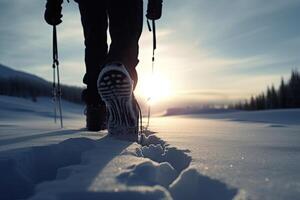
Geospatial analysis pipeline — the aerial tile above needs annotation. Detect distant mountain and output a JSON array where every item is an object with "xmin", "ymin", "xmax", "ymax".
[
  {"xmin": 164, "ymin": 107, "xmax": 236, "ymax": 116},
  {"xmin": 0, "ymin": 64, "xmax": 83, "ymax": 104},
  {"xmin": 0, "ymin": 64, "xmax": 46, "ymax": 83}
]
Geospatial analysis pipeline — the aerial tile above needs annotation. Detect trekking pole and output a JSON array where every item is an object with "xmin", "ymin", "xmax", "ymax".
[
  {"xmin": 52, "ymin": 59, "xmax": 57, "ymax": 124},
  {"xmin": 146, "ymin": 19, "xmax": 157, "ymax": 130},
  {"xmin": 52, "ymin": 25, "xmax": 63, "ymax": 128}
]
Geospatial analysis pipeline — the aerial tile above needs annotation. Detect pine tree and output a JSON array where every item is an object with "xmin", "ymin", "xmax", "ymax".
[
  {"xmin": 278, "ymin": 78, "xmax": 287, "ymax": 108},
  {"xmin": 234, "ymin": 69, "xmax": 300, "ymax": 110},
  {"xmin": 250, "ymin": 96, "xmax": 255, "ymax": 110},
  {"xmin": 266, "ymin": 87, "xmax": 272, "ymax": 109},
  {"xmin": 287, "ymin": 70, "xmax": 300, "ymax": 107},
  {"xmin": 270, "ymin": 85, "xmax": 279, "ymax": 109}
]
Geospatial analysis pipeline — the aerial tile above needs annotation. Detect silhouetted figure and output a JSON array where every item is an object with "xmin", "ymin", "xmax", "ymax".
[{"xmin": 44, "ymin": 0, "xmax": 162, "ymax": 137}]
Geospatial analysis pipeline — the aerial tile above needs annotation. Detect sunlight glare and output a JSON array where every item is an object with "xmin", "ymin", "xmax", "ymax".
[{"xmin": 140, "ymin": 73, "xmax": 171, "ymax": 105}]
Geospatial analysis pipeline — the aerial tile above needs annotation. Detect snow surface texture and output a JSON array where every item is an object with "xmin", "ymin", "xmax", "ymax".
[
  {"xmin": 0, "ymin": 131, "xmax": 244, "ymax": 200},
  {"xmin": 190, "ymin": 109, "xmax": 300, "ymax": 126},
  {"xmin": 150, "ymin": 114, "xmax": 300, "ymax": 200},
  {"xmin": 3, "ymin": 95, "xmax": 299, "ymax": 199},
  {"xmin": 0, "ymin": 96, "xmax": 81, "ymax": 119},
  {"xmin": 0, "ymin": 96, "xmax": 244, "ymax": 200}
]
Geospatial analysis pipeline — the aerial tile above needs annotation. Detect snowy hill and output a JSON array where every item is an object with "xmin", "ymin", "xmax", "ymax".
[
  {"xmin": 0, "ymin": 64, "xmax": 83, "ymax": 104},
  {"xmin": 0, "ymin": 64, "xmax": 46, "ymax": 83},
  {"xmin": 0, "ymin": 95, "xmax": 82, "ymax": 122}
]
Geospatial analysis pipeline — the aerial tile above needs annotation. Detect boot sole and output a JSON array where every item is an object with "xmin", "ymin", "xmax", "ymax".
[{"xmin": 97, "ymin": 64, "xmax": 138, "ymax": 136}]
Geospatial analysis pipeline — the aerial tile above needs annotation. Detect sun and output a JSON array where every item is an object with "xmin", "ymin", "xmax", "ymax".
[{"xmin": 137, "ymin": 73, "xmax": 172, "ymax": 104}]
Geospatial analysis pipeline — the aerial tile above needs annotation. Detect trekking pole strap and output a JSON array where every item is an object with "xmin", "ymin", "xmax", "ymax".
[
  {"xmin": 53, "ymin": 26, "xmax": 59, "ymax": 65},
  {"xmin": 152, "ymin": 20, "xmax": 156, "ymax": 52}
]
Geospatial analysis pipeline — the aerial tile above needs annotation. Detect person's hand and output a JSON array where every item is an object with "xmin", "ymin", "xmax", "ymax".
[
  {"xmin": 44, "ymin": 0, "xmax": 63, "ymax": 25},
  {"xmin": 146, "ymin": 0, "xmax": 163, "ymax": 20}
]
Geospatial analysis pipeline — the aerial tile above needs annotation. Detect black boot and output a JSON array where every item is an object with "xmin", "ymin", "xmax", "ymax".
[
  {"xmin": 85, "ymin": 104, "xmax": 107, "ymax": 131},
  {"xmin": 82, "ymin": 88, "xmax": 107, "ymax": 131}
]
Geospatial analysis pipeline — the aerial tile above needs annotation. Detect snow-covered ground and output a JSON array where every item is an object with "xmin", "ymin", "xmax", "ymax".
[
  {"xmin": 150, "ymin": 112, "xmax": 300, "ymax": 200},
  {"xmin": 0, "ymin": 95, "xmax": 299, "ymax": 200}
]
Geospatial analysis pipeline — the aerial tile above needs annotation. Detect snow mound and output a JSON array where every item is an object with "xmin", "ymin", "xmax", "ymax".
[
  {"xmin": 141, "ymin": 134, "xmax": 166, "ymax": 146},
  {"xmin": 169, "ymin": 168, "xmax": 238, "ymax": 200},
  {"xmin": 29, "ymin": 137, "xmax": 173, "ymax": 200},
  {"xmin": 118, "ymin": 161, "xmax": 177, "ymax": 188},
  {"xmin": 140, "ymin": 144, "xmax": 165, "ymax": 162},
  {"xmin": 0, "ymin": 138, "xmax": 96, "ymax": 200},
  {"xmin": 135, "ymin": 133, "xmax": 245, "ymax": 200},
  {"xmin": 163, "ymin": 147, "xmax": 192, "ymax": 172},
  {"xmin": 139, "ymin": 143, "xmax": 192, "ymax": 172}
]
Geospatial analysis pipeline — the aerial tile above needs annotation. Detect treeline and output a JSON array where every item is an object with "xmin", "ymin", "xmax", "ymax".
[
  {"xmin": 0, "ymin": 77, "xmax": 83, "ymax": 104},
  {"xmin": 232, "ymin": 70, "xmax": 300, "ymax": 110}
]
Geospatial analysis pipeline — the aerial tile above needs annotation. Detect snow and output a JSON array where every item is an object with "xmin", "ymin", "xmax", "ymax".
[
  {"xmin": 30, "ymin": 139, "xmax": 172, "ymax": 200},
  {"xmin": 150, "ymin": 112, "xmax": 300, "ymax": 200},
  {"xmin": 169, "ymin": 168, "xmax": 244, "ymax": 200},
  {"xmin": 118, "ymin": 161, "xmax": 177, "ymax": 188},
  {"xmin": 0, "ymin": 137, "xmax": 96, "ymax": 199},
  {"xmin": 188, "ymin": 108, "xmax": 300, "ymax": 125},
  {"xmin": 1, "ymin": 95, "xmax": 299, "ymax": 199}
]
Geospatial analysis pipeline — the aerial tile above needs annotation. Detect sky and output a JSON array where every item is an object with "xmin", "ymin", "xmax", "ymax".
[{"xmin": 1, "ymin": 0, "xmax": 300, "ymax": 110}]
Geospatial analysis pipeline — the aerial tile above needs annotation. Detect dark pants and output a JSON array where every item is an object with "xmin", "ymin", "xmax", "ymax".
[{"xmin": 77, "ymin": 0, "xmax": 143, "ymax": 105}]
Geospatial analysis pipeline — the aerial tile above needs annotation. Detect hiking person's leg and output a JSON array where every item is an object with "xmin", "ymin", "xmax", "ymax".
[
  {"xmin": 78, "ymin": 0, "xmax": 108, "ymax": 131},
  {"xmin": 106, "ymin": 0, "xmax": 143, "ymax": 88},
  {"xmin": 79, "ymin": 0, "xmax": 108, "ymax": 105},
  {"xmin": 97, "ymin": 0, "xmax": 143, "ymax": 139}
]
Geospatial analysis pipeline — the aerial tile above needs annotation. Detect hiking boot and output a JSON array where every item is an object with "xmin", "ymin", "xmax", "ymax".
[
  {"xmin": 97, "ymin": 62, "xmax": 139, "ymax": 141},
  {"xmin": 85, "ymin": 104, "xmax": 107, "ymax": 131}
]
